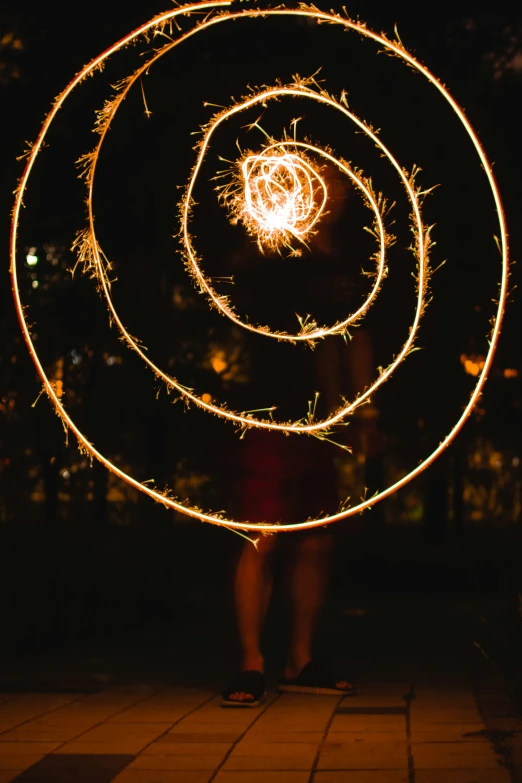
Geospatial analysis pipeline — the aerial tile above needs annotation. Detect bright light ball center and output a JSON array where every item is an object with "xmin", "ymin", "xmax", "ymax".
[{"xmin": 241, "ymin": 150, "xmax": 327, "ymax": 250}]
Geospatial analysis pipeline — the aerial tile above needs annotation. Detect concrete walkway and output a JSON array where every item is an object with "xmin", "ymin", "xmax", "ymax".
[{"xmin": 0, "ymin": 594, "xmax": 519, "ymax": 782}]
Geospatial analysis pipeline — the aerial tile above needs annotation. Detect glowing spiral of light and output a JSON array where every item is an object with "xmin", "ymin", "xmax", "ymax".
[
  {"xmin": 10, "ymin": 2, "xmax": 509, "ymax": 538},
  {"xmin": 230, "ymin": 149, "xmax": 328, "ymax": 253}
]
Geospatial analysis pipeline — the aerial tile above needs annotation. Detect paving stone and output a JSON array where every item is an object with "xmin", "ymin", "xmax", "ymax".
[
  {"xmin": 108, "ymin": 691, "xmax": 213, "ymax": 724},
  {"xmin": 0, "ymin": 755, "xmax": 44, "ymax": 771},
  {"xmin": 158, "ymin": 689, "xmax": 212, "ymax": 699},
  {"xmin": 232, "ymin": 741, "xmax": 318, "ymax": 758},
  {"xmin": 252, "ymin": 719, "xmax": 329, "ymax": 732},
  {"xmin": 0, "ymin": 695, "xmax": 83, "ymax": 733},
  {"xmin": 54, "ymin": 739, "xmax": 151, "ymax": 755},
  {"xmin": 182, "ymin": 708, "xmax": 258, "ymax": 724},
  {"xmin": 111, "ymin": 771, "xmax": 212, "ymax": 783},
  {"xmin": 27, "ymin": 711, "xmax": 107, "ymax": 726},
  {"xmin": 0, "ymin": 695, "xmax": 81, "ymax": 711},
  {"xmin": 323, "ymin": 732, "xmax": 406, "ymax": 743},
  {"xmin": 0, "ymin": 742, "xmax": 61, "ymax": 755},
  {"xmin": 411, "ymin": 706, "xmax": 482, "ymax": 715},
  {"xmin": 110, "ymin": 711, "xmax": 195, "ymax": 724},
  {"xmin": 259, "ymin": 710, "xmax": 336, "ymax": 720},
  {"xmin": 413, "ymin": 695, "xmax": 478, "ymax": 702},
  {"xmin": 156, "ymin": 732, "xmax": 238, "ymax": 743},
  {"xmin": 0, "ymin": 772, "xmax": 25, "ymax": 783},
  {"xmin": 338, "ymin": 700, "xmax": 406, "ymax": 711},
  {"xmin": 72, "ymin": 723, "xmax": 171, "ymax": 743},
  {"xmin": 0, "ymin": 753, "xmax": 45, "ymax": 770},
  {"xmin": 413, "ymin": 699, "xmax": 480, "ymax": 709},
  {"xmin": 241, "ymin": 731, "xmax": 324, "ymax": 743},
  {"xmin": 256, "ymin": 716, "xmax": 330, "ymax": 725},
  {"xmin": 353, "ymin": 683, "xmax": 411, "ymax": 695},
  {"xmin": 255, "ymin": 714, "xmax": 331, "ymax": 724},
  {"xmin": 329, "ymin": 715, "xmax": 405, "ymax": 732},
  {"xmin": 0, "ymin": 729, "xmax": 81, "ymax": 743},
  {"xmin": 410, "ymin": 710, "xmax": 483, "ymax": 724},
  {"xmin": 252, "ymin": 708, "xmax": 333, "ymax": 730},
  {"xmin": 314, "ymin": 773, "xmax": 409, "ymax": 783},
  {"xmin": 317, "ymin": 740, "xmax": 407, "ymax": 770},
  {"xmin": 414, "ymin": 687, "xmax": 477, "ymax": 699},
  {"xmin": 222, "ymin": 741, "xmax": 317, "ymax": 771},
  {"xmin": 9, "ymin": 752, "xmax": 135, "ymax": 781},
  {"xmin": 0, "ymin": 726, "xmax": 17, "ymax": 735},
  {"xmin": 129, "ymin": 753, "xmax": 228, "ymax": 771},
  {"xmin": 411, "ymin": 728, "xmax": 489, "ymax": 743},
  {"xmin": 412, "ymin": 742, "xmax": 500, "ymax": 769},
  {"xmin": 251, "ymin": 696, "xmax": 336, "ymax": 725},
  {"xmin": 214, "ymin": 773, "xmax": 310, "ymax": 783},
  {"xmin": 259, "ymin": 702, "xmax": 334, "ymax": 713},
  {"xmin": 340, "ymin": 700, "xmax": 407, "ymax": 709},
  {"xmin": 142, "ymin": 741, "xmax": 232, "ymax": 756},
  {"xmin": 264, "ymin": 693, "xmax": 339, "ymax": 710},
  {"xmin": 415, "ymin": 770, "xmax": 511, "ymax": 783},
  {"xmin": 7, "ymin": 690, "xmax": 159, "ymax": 737},
  {"xmin": 168, "ymin": 723, "xmax": 246, "ymax": 737},
  {"xmin": 182, "ymin": 710, "xmax": 256, "ymax": 725},
  {"xmin": 222, "ymin": 756, "xmax": 313, "ymax": 771},
  {"xmin": 5, "ymin": 719, "xmax": 104, "ymax": 741}
]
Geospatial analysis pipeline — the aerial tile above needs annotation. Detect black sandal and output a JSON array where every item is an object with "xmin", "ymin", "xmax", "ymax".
[
  {"xmin": 221, "ymin": 670, "xmax": 266, "ymax": 708},
  {"xmin": 278, "ymin": 660, "xmax": 356, "ymax": 696}
]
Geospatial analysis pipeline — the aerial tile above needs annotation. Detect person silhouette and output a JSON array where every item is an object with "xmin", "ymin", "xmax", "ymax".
[{"xmin": 221, "ymin": 164, "xmax": 381, "ymax": 706}]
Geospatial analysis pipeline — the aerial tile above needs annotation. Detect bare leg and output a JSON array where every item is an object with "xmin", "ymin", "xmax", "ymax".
[
  {"xmin": 228, "ymin": 535, "xmax": 278, "ymax": 702},
  {"xmin": 284, "ymin": 534, "xmax": 335, "ymax": 679}
]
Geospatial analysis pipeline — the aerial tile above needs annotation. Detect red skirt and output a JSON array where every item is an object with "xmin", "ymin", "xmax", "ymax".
[{"xmin": 239, "ymin": 430, "xmax": 337, "ymax": 526}]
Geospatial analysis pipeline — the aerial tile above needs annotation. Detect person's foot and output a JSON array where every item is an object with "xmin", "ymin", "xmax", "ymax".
[
  {"xmin": 278, "ymin": 660, "xmax": 356, "ymax": 696},
  {"xmin": 283, "ymin": 653, "xmax": 312, "ymax": 681},
  {"xmin": 221, "ymin": 670, "xmax": 266, "ymax": 708}
]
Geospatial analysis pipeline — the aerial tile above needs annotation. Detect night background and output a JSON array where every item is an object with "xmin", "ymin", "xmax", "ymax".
[{"xmin": 1, "ymin": 0, "xmax": 522, "ymax": 743}]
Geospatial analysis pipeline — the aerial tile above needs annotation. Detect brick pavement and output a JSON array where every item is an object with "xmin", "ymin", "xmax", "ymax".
[
  {"xmin": 1, "ymin": 592, "xmax": 521, "ymax": 782},
  {"xmin": 0, "ymin": 677, "xmax": 513, "ymax": 782}
]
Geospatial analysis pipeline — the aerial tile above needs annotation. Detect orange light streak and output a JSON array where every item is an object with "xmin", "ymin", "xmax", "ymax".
[{"xmin": 10, "ymin": 2, "xmax": 509, "ymax": 535}]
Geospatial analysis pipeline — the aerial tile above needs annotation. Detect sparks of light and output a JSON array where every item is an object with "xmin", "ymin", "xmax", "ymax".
[
  {"xmin": 232, "ymin": 149, "xmax": 327, "ymax": 253},
  {"xmin": 10, "ymin": 2, "xmax": 509, "ymax": 536}
]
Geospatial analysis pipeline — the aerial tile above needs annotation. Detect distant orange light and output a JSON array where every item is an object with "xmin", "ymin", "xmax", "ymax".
[
  {"xmin": 504, "ymin": 368, "xmax": 518, "ymax": 378},
  {"xmin": 461, "ymin": 353, "xmax": 486, "ymax": 377},
  {"xmin": 210, "ymin": 354, "xmax": 228, "ymax": 374}
]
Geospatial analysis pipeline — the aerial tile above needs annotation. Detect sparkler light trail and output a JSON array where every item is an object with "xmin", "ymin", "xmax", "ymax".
[
  {"xmin": 227, "ymin": 148, "xmax": 328, "ymax": 253},
  {"xmin": 10, "ymin": 2, "xmax": 509, "ymax": 538}
]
